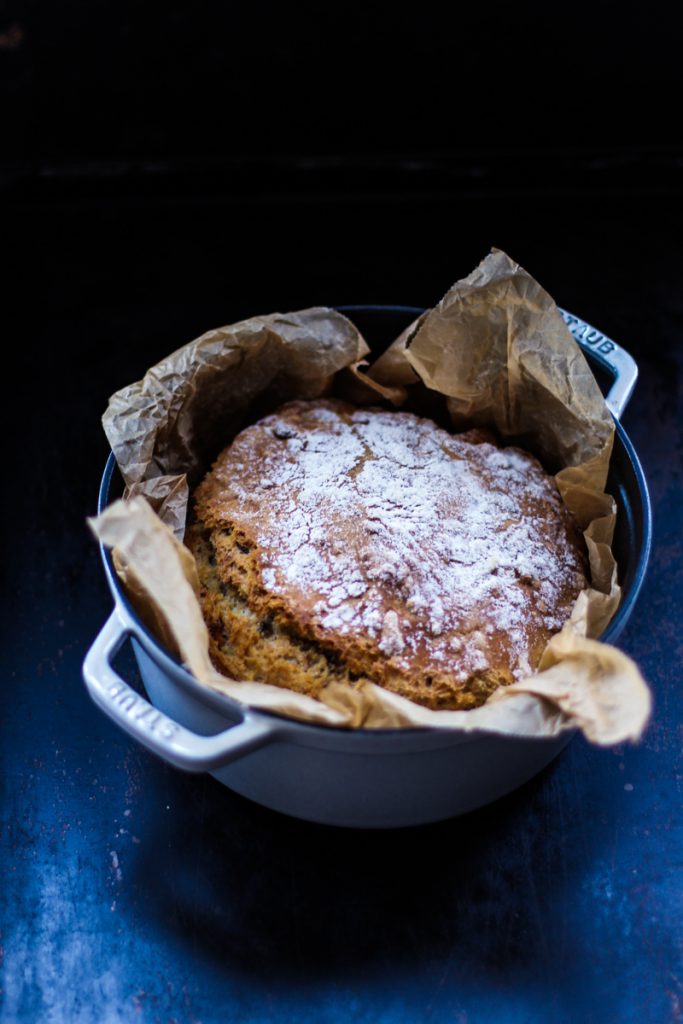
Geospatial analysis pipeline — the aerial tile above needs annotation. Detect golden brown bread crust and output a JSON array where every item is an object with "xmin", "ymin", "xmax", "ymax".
[{"xmin": 186, "ymin": 399, "xmax": 588, "ymax": 710}]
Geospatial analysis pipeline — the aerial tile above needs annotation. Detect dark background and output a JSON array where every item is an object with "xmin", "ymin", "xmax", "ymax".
[{"xmin": 2, "ymin": 3, "xmax": 682, "ymax": 1023}]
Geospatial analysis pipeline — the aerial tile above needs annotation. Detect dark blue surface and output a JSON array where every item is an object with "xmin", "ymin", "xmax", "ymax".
[{"xmin": 2, "ymin": 170, "xmax": 683, "ymax": 1023}]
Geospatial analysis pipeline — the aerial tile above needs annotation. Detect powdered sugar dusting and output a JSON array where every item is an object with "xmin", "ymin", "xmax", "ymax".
[
  {"xmin": 379, "ymin": 610, "xmax": 404, "ymax": 656},
  {"xmin": 204, "ymin": 401, "xmax": 587, "ymax": 684}
]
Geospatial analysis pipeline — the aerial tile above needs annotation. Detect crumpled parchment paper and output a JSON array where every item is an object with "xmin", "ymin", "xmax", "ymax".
[{"xmin": 90, "ymin": 251, "xmax": 651, "ymax": 744}]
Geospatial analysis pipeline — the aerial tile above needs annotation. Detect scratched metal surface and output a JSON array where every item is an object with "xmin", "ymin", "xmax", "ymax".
[{"xmin": 2, "ymin": 170, "xmax": 682, "ymax": 1023}]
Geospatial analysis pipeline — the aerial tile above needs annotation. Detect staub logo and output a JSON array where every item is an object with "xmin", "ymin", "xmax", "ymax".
[
  {"xmin": 107, "ymin": 681, "xmax": 178, "ymax": 740},
  {"xmin": 562, "ymin": 311, "xmax": 616, "ymax": 357}
]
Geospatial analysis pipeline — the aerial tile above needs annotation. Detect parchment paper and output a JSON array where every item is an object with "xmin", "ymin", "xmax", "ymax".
[{"xmin": 90, "ymin": 253, "xmax": 651, "ymax": 744}]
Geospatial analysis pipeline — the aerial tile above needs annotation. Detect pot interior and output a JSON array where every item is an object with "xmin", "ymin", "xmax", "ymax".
[{"xmin": 100, "ymin": 304, "xmax": 651, "ymax": 660}]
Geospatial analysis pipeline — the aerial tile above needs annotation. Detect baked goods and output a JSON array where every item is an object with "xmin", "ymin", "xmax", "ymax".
[{"xmin": 186, "ymin": 399, "xmax": 588, "ymax": 711}]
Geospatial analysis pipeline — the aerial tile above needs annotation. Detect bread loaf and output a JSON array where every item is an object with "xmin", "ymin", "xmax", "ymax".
[{"xmin": 186, "ymin": 399, "xmax": 588, "ymax": 710}]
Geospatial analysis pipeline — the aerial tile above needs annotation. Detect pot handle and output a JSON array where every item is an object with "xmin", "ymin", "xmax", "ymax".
[
  {"xmin": 560, "ymin": 308, "xmax": 637, "ymax": 420},
  {"xmin": 83, "ymin": 610, "xmax": 276, "ymax": 772}
]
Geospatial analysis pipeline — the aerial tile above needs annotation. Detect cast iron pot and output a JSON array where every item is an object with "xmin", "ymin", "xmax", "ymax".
[{"xmin": 83, "ymin": 307, "xmax": 652, "ymax": 828}]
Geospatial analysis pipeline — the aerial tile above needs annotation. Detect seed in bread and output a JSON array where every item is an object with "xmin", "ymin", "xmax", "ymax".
[{"xmin": 186, "ymin": 399, "xmax": 588, "ymax": 711}]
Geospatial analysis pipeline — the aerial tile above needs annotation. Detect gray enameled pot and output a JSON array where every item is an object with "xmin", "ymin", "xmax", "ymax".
[{"xmin": 83, "ymin": 307, "xmax": 651, "ymax": 828}]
